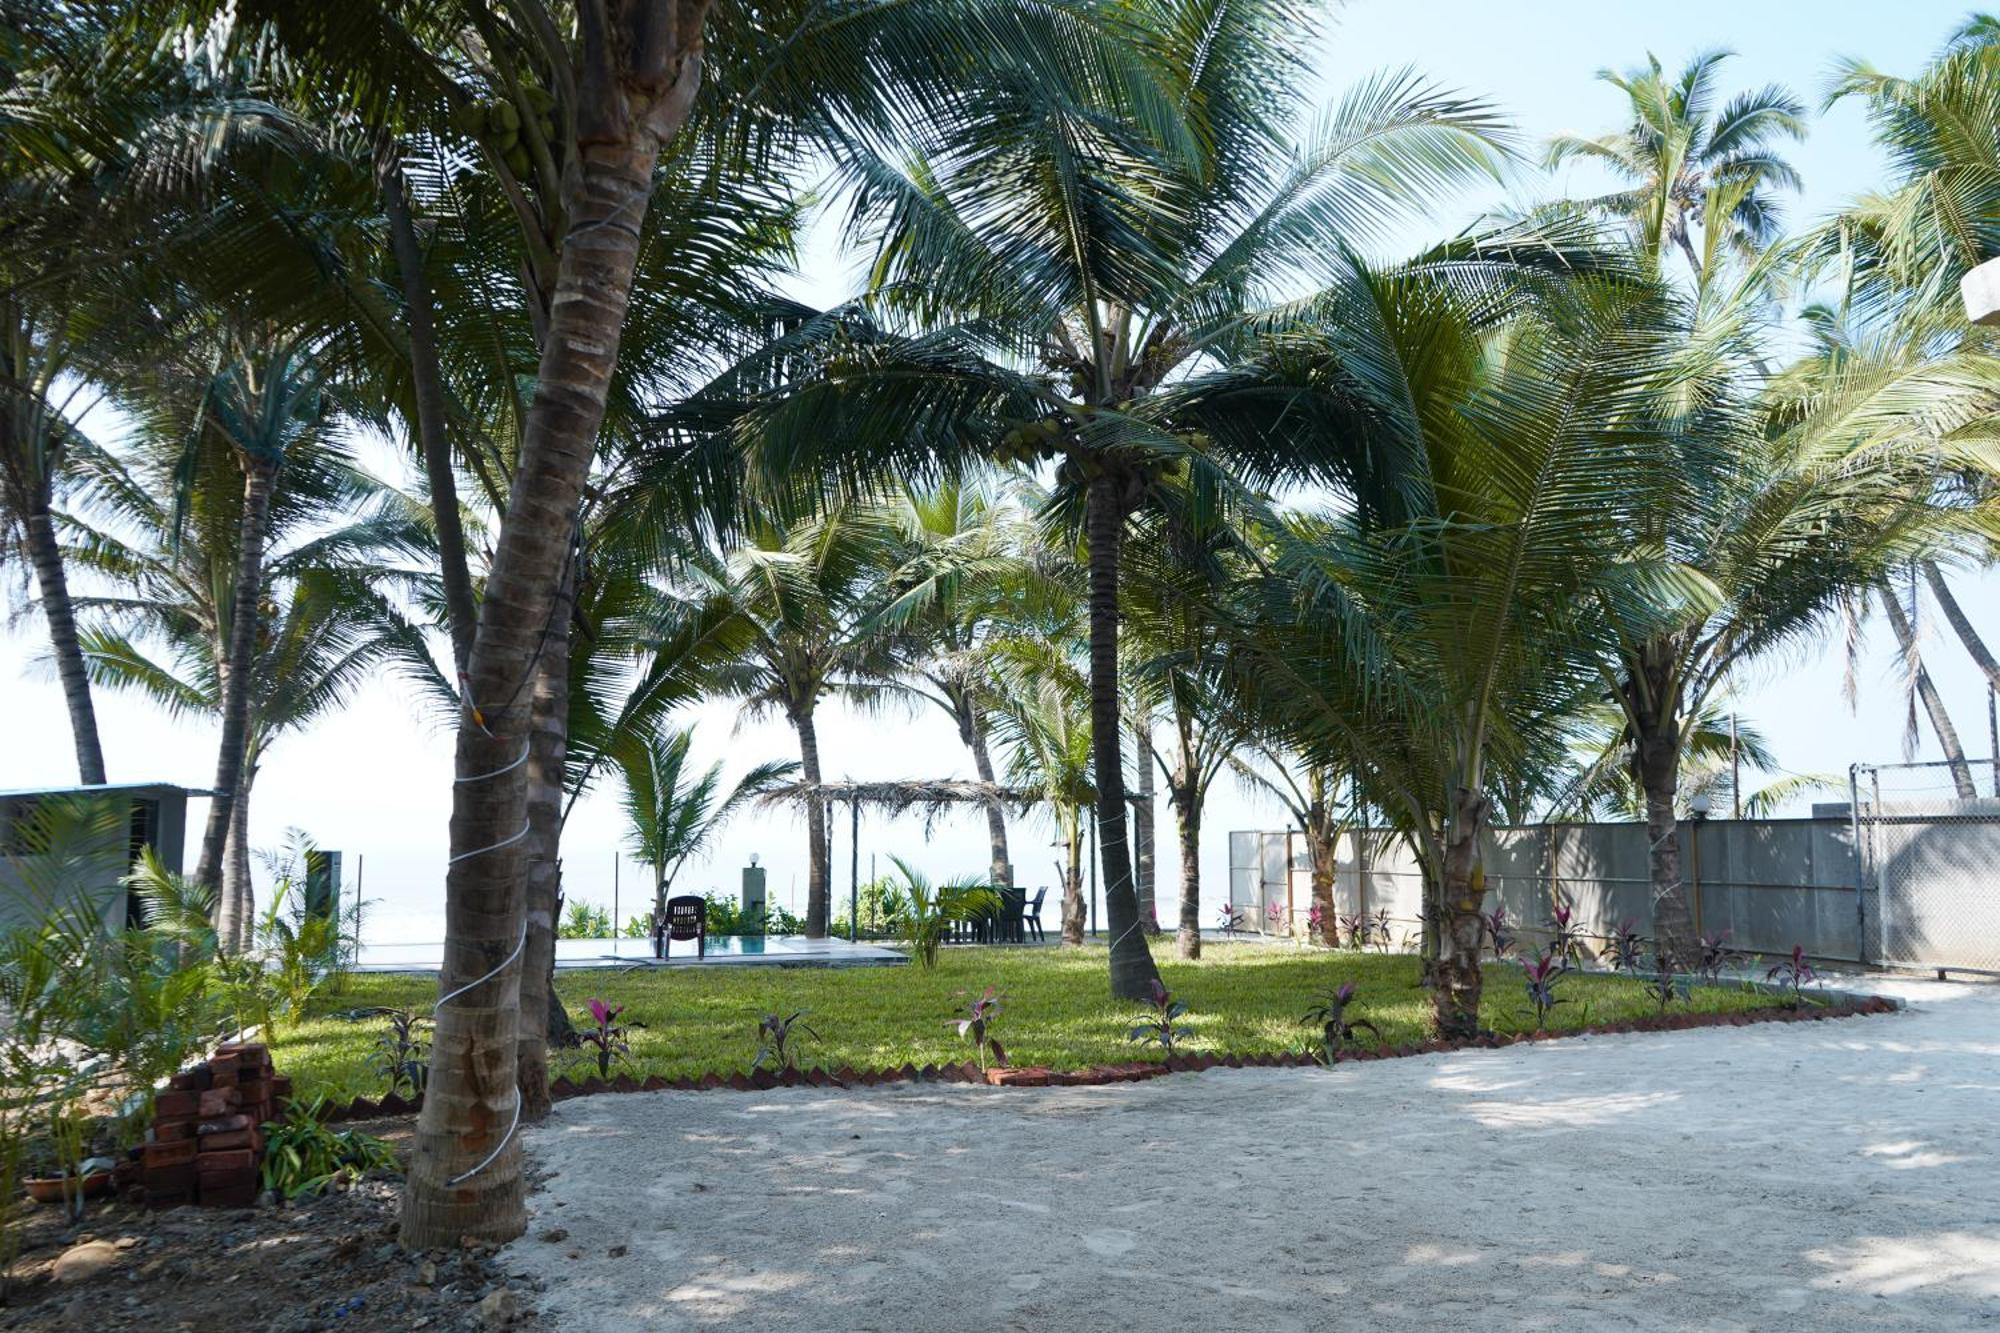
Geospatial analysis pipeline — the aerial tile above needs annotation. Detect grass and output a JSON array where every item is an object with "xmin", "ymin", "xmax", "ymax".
[{"xmin": 274, "ymin": 941, "xmax": 1785, "ymax": 1103}]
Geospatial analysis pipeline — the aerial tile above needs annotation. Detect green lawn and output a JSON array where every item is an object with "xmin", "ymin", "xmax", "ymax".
[{"xmin": 278, "ymin": 941, "xmax": 1779, "ymax": 1102}]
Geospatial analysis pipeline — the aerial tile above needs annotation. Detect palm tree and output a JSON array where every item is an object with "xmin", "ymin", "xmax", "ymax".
[
  {"xmin": 708, "ymin": 38, "xmax": 1510, "ymax": 994},
  {"xmin": 61, "ymin": 428, "xmax": 421, "ymax": 950},
  {"xmin": 616, "ymin": 726, "xmax": 794, "ymax": 941},
  {"xmin": 1125, "ymin": 500, "xmax": 1260, "ymax": 958},
  {"xmin": 872, "ymin": 478, "xmax": 1049, "ymax": 887},
  {"xmin": 698, "ymin": 505, "xmax": 899, "ymax": 938},
  {"xmin": 990, "ymin": 663, "xmax": 1096, "ymax": 945},
  {"xmin": 1184, "ymin": 264, "xmax": 1693, "ymax": 1038},
  {"xmin": 1820, "ymin": 19, "xmax": 2000, "ymax": 328},
  {"xmin": 1548, "ymin": 49, "xmax": 1805, "ymax": 280}
]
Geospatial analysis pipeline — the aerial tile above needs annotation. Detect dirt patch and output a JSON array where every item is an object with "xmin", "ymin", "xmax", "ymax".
[{"xmin": 0, "ymin": 1116, "xmax": 546, "ymax": 1332}]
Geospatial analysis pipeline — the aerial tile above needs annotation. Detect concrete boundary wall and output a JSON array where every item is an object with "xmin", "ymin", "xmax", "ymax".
[{"xmin": 1233, "ymin": 818, "xmax": 1870, "ymax": 962}]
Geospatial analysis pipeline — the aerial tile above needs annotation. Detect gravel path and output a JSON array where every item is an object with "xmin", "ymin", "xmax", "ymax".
[{"xmin": 504, "ymin": 977, "xmax": 2000, "ymax": 1331}]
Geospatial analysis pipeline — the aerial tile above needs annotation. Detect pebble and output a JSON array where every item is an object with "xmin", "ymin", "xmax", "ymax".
[{"xmin": 477, "ymin": 1287, "xmax": 518, "ymax": 1328}]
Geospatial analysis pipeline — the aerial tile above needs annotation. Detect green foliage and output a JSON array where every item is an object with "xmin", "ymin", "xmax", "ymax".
[
  {"xmin": 885, "ymin": 856, "xmax": 999, "ymax": 968},
  {"xmin": 260, "ymin": 1097, "xmax": 399, "ymax": 1200},
  {"xmin": 558, "ymin": 900, "xmax": 613, "ymax": 939},
  {"xmin": 829, "ymin": 876, "xmax": 908, "ymax": 938}
]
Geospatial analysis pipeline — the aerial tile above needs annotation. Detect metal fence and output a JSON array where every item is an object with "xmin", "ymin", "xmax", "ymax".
[{"xmin": 1851, "ymin": 759, "xmax": 2000, "ymax": 976}]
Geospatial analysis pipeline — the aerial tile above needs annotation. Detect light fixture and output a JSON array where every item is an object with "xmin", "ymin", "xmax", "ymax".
[{"xmin": 1688, "ymin": 792, "xmax": 1712, "ymax": 821}]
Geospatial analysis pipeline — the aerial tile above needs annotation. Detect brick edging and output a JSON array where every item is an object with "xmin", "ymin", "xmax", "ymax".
[{"xmin": 313, "ymin": 996, "xmax": 1898, "ymax": 1119}]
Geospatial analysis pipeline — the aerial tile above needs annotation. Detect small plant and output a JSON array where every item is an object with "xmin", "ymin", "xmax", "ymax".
[
  {"xmin": 1694, "ymin": 930, "xmax": 1733, "ymax": 986},
  {"xmin": 1126, "ymin": 980, "xmax": 1193, "ymax": 1056},
  {"xmin": 1523, "ymin": 947, "xmax": 1567, "ymax": 1029},
  {"xmin": 753, "ymin": 1008, "xmax": 820, "ymax": 1072},
  {"xmin": 558, "ymin": 899, "xmax": 613, "ymax": 939},
  {"xmin": 1765, "ymin": 945, "xmax": 1819, "ymax": 1008},
  {"xmin": 1265, "ymin": 900, "xmax": 1288, "ymax": 936},
  {"xmin": 1217, "ymin": 902, "xmax": 1242, "ymax": 934},
  {"xmin": 44, "ymin": 1100, "xmax": 93, "ymax": 1224},
  {"xmin": 1482, "ymin": 905, "xmax": 1515, "ymax": 959},
  {"xmin": 260, "ymin": 1096, "xmax": 399, "ymax": 1200},
  {"xmin": 887, "ymin": 856, "xmax": 999, "ymax": 967},
  {"xmin": 1646, "ymin": 947, "xmax": 1689, "ymax": 1011},
  {"xmin": 1306, "ymin": 902, "xmax": 1325, "ymax": 940},
  {"xmin": 1300, "ymin": 982, "xmax": 1380, "ymax": 1065},
  {"xmin": 1547, "ymin": 900, "xmax": 1584, "ymax": 969},
  {"xmin": 1605, "ymin": 919, "xmax": 1645, "ymax": 972},
  {"xmin": 1338, "ymin": 911, "xmax": 1368, "ymax": 951},
  {"xmin": 573, "ymin": 998, "xmax": 640, "ymax": 1080},
  {"xmin": 360, "ymin": 1007, "xmax": 430, "ymax": 1098},
  {"xmin": 1369, "ymin": 907, "xmax": 1394, "ymax": 952},
  {"xmin": 949, "ymin": 987, "xmax": 1008, "ymax": 1071}
]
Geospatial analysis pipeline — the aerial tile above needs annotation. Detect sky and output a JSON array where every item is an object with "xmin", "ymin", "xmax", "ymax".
[{"xmin": 2, "ymin": 0, "xmax": 1994, "ymax": 946}]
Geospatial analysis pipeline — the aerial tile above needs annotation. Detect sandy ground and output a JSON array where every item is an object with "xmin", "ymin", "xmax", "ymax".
[{"xmin": 504, "ymin": 977, "xmax": 2000, "ymax": 1331}]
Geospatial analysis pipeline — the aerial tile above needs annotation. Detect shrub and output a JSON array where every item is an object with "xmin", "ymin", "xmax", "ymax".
[
  {"xmin": 1338, "ymin": 911, "xmax": 1368, "ymax": 951},
  {"xmin": 1523, "ymin": 947, "xmax": 1567, "ymax": 1028},
  {"xmin": 357, "ymin": 1007, "xmax": 430, "ymax": 1097},
  {"xmin": 1127, "ymin": 980, "xmax": 1193, "ymax": 1056},
  {"xmin": 887, "ymin": 856, "xmax": 998, "ymax": 968},
  {"xmin": 1300, "ymin": 982, "xmax": 1379, "ymax": 1065},
  {"xmin": 753, "ymin": 1009, "xmax": 819, "ymax": 1072},
  {"xmin": 949, "ymin": 987, "xmax": 1007, "ymax": 1070},
  {"xmin": 1547, "ymin": 900, "xmax": 1584, "ymax": 968},
  {"xmin": 558, "ymin": 899, "xmax": 613, "ymax": 939},
  {"xmin": 1217, "ymin": 902, "xmax": 1243, "ymax": 934},
  {"xmin": 1482, "ymin": 905, "xmax": 1515, "ymax": 959},
  {"xmin": 1765, "ymin": 945, "xmax": 1818, "ymax": 1007},
  {"xmin": 572, "ymin": 998, "xmax": 639, "ymax": 1079},
  {"xmin": 1604, "ymin": 919, "xmax": 1644, "ymax": 972},
  {"xmin": 1369, "ymin": 908, "xmax": 1394, "ymax": 952},
  {"xmin": 1646, "ymin": 947, "xmax": 1689, "ymax": 1012},
  {"xmin": 261, "ymin": 1097, "xmax": 398, "ymax": 1200},
  {"xmin": 1694, "ymin": 930, "xmax": 1733, "ymax": 985}
]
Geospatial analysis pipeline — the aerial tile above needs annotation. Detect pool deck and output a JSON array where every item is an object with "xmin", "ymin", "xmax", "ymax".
[{"xmin": 352, "ymin": 934, "xmax": 907, "ymax": 974}]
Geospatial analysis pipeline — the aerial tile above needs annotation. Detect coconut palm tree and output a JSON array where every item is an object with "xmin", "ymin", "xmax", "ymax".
[
  {"xmin": 697, "ymin": 505, "xmax": 900, "ymax": 938},
  {"xmin": 1124, "ymin": 499, "xmax": 1260, "ymax": 958},
  {"xmin": 989, "ymin": 659, "xmax": 1096, "ymax": 945},
  {"xmin": 60, "ymin": 426, "xmax": 423, "ymax": 949},
  {"xmin": 1547, "ymin": 49, "xmax": 1805, "ymax": 280},
  {"xmin": 1183, "ymin": 263, "xmax": 1695, "ymax": 1038},
  {"xmin": 696, "ymin": 30, "xmax": 1511, "ymax": 994},
  {"xmin": 870, "ymin": 478, "xmax": 1052, "ymax": 887},
  {"xmin": 615, "ymin": 726, "xmax": 794, "ymax": 941}
]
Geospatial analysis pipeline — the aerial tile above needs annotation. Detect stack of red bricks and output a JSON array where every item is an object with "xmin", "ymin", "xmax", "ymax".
[{"xmin": 139, "ymin": 1043, "xmax": 294, "ymax": 1208}]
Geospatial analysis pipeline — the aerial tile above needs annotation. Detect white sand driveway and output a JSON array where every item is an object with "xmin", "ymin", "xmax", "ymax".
[{"xmin": 506, "ymin": 978, "xmax": 2000, "ymax": 1331}]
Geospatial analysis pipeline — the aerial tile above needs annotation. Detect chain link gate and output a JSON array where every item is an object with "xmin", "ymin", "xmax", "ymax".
[{"xmin": 1851, "ymin": 758, "xmax": 2000, "ymax": 976}]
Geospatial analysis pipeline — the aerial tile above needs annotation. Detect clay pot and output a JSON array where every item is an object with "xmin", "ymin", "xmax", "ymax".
[{"xmin": 24, "ymin": 1172, "xmax": 113, "ymax": 1205}]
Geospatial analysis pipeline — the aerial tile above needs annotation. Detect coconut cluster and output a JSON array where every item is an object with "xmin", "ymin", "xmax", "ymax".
[{"xmin": 449, "ymin": 86, "xmax": 557, "ymax": 179}]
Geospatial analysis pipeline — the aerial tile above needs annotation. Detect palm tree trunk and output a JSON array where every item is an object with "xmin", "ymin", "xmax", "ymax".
[
  {"xmin": 383, "ymin": 174, "xmax": 479, "ymax": 675},
  {"xmin": 1308, "ymin": 798, "xmax": 1337, "ymax": 947},
  {"xmin": 196, "ymin": 454, "xmax": 277, "ymax": 938},
  {"xmin": 1922, "ymin": 561, "xmax": 2000, "ymax": 693},
  {"xmin": 793, "ymin": 705, "xmax": 829, "ymax": 938},
  {"xmin": 22, "ymin": 503, "xmax": 107, "ymax": 785},
  {"xmin": 1084, "ymin": 474, "xmax": 1163, "ymax": 999},
  {"xmin": 1061, "ymin": 832, "xmax": 1084, "ymax": 945},
  {"xmin": 405, "ymin": 28, "xmax": 709, "ymax": 1242},
  {"xmin": 1132, "ymin": 717, "xmax": 1157, "ymax": 932},
  {"xmin": 1174, "ymin": 783, "xmax": 1201, "ymax": 960},
  {"xmin": 956, "ymin": 692, "xmax": 1011, "ymax": 885},
  {"xmin": 1628, "ymin": 645, "xmax": 1694, "ymax": 958},
  {"xmin": 1428, "ymin": 786, "xmax": 1490, "ymax": 1039},
  {"xmin": 223, "ymin": 771, "xmax": 254, "ymax": 953},
  {"xmin": 517, "ymin": 551, "xmax": 573, "ymax": 1121},
  {"xmin": 1879, "ymin": 584, "xmax": 1977, "ymax": 798}
]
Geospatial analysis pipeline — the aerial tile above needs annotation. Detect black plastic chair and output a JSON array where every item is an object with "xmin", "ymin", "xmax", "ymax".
[
  {"xmin": 659, "ymin": 894, "xmax": 706, "ymax": 960},
  {"xmin": 1023, "ymin": 887, "xmax": 1048, "ymax": 942}
]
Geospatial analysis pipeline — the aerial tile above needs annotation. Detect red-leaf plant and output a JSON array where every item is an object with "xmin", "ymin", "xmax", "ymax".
[
  {"xmin": 1301, "ymin": 981, "xmax": 1379, "ymax": 1065},
  {"xmin": 949, "ymin": 986, "xmax": 1008, "ymax": 1071},
  {"xmin": 574, "ymin": 998, "xmax": 640, "ymax": 1080}
]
